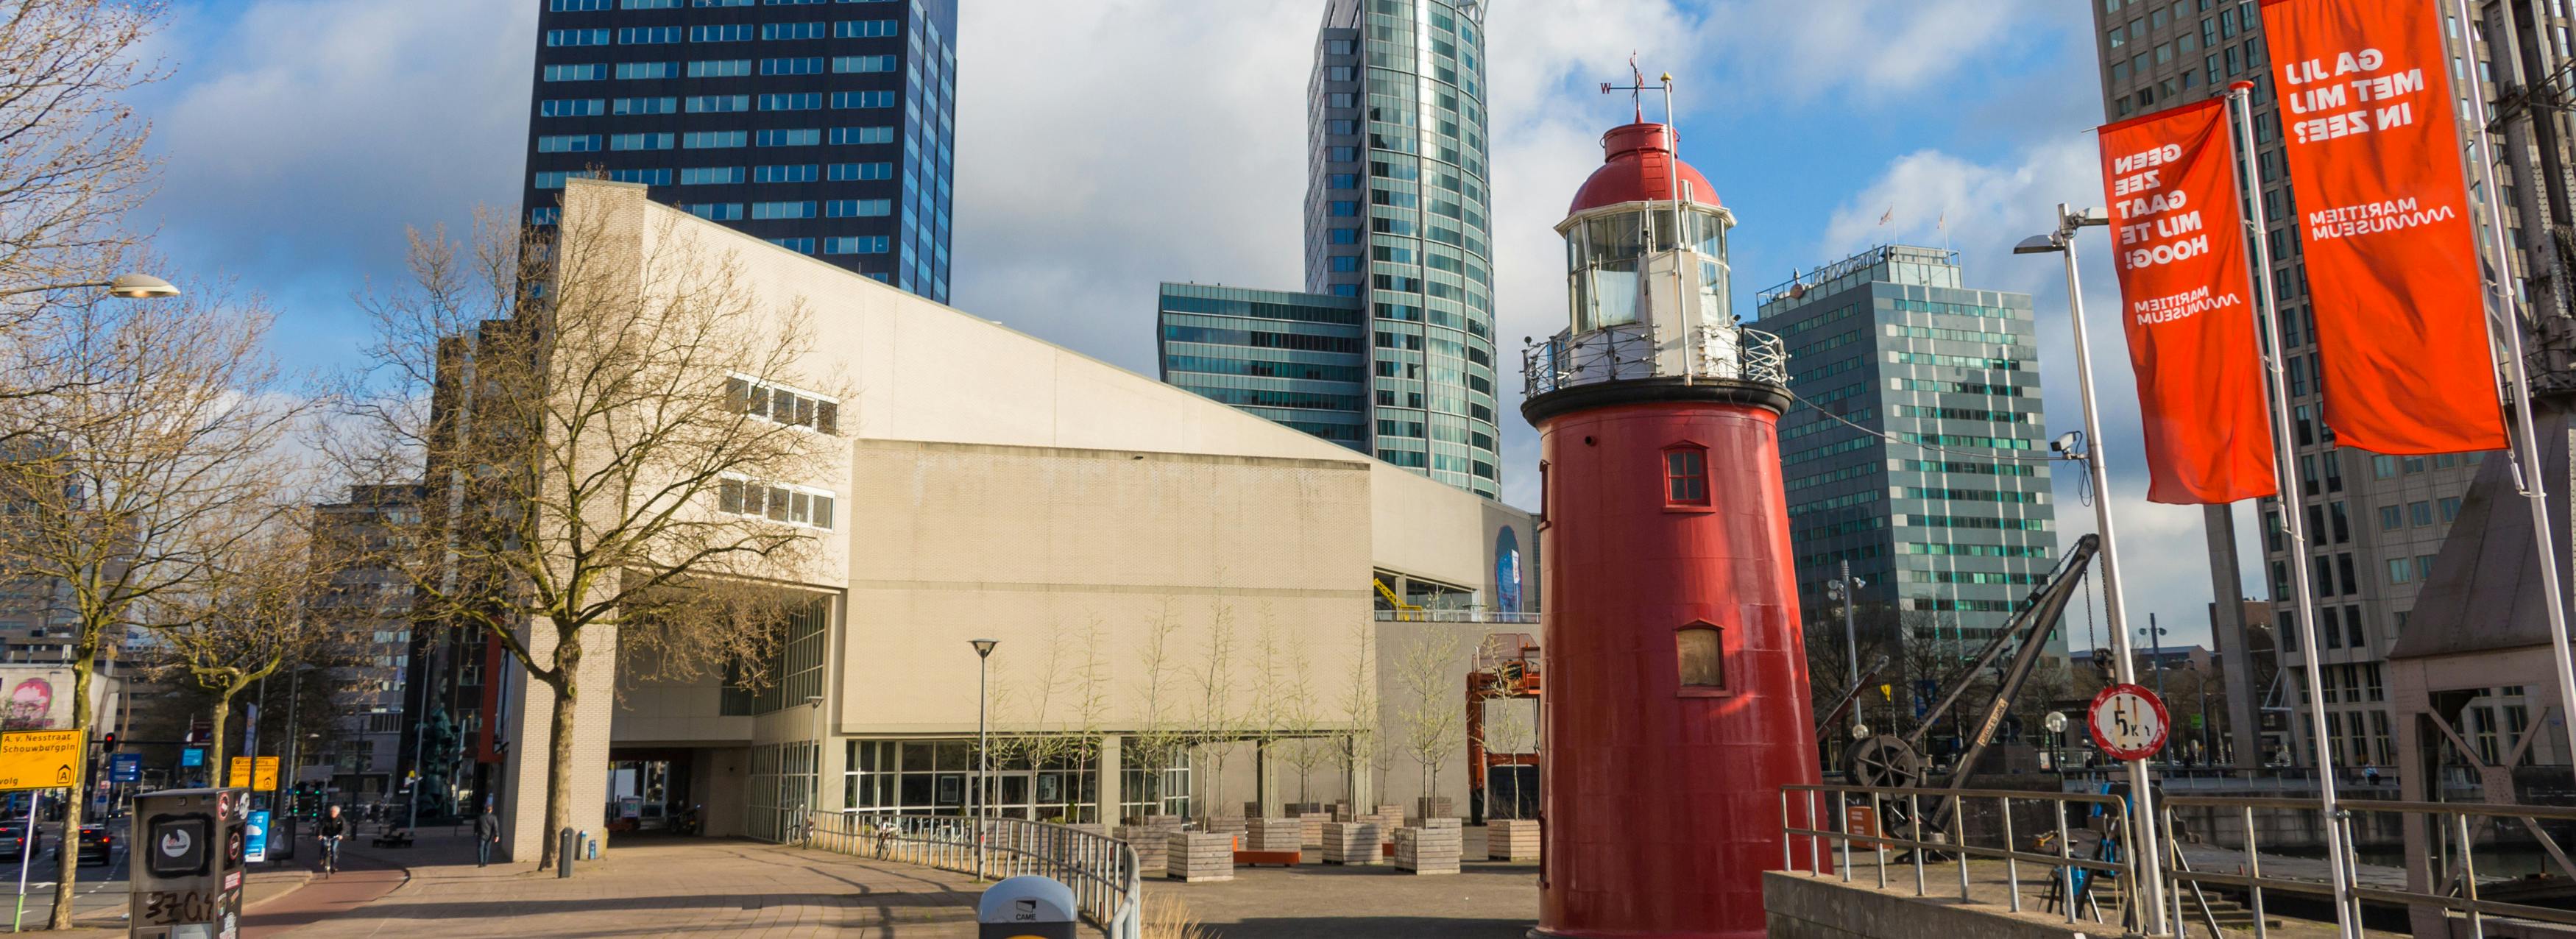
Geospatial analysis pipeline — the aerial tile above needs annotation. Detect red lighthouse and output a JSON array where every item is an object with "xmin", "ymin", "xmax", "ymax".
[{"xmin": 1525, "ymin": 119, "xmax": 1824, "ymax": 938}]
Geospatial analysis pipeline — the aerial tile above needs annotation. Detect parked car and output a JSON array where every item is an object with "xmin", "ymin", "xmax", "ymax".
[
  {"xmin": 0, "ymin": 826, "xmax": 39, "ymax": 860},
  {"xmin": 65, "ymin": 824, "xmax": 111, "ymax": 866}
]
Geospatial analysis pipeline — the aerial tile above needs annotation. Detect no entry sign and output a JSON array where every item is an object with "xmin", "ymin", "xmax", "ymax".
[{"xmin": 2087, "ymin": 683, "xmax": 2170, "ymax": 761}]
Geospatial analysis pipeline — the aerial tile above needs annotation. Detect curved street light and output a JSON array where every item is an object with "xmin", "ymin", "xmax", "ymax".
[{"xmin": 0, "ymin": 272, "xmax": 182, "ymax": 300}]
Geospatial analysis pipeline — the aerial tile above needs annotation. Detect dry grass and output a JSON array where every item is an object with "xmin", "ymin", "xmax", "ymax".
[{"xmin": 1142, "ymin": 896, "xmax": 1214, "ymax": 939}]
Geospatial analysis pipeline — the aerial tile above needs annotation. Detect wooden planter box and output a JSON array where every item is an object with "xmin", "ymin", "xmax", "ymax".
[
  {"xmin": 1487, "ymin": 818, "xmax": 1540, "ymax": 862},
  {"xmin": 1394, "ymin": 825, "xmax": 1462, "ymax": 875},
  {"xmin": 1246, "ymin": 818, "xmax": 1303, "ymax": 853},
  {"xmin": 1167, "ymin": 832, "xmax": 1236, "ymax": 883},
  {"xmin": 1298, "ymin": 812, "xmax": 1331, "ymax": 847},
  {"xmin": 1415, "ymin": 796, "xmax": 1455, "ymax": 822},
  {"xmin": 1320, "ymin": 821, "xmax": 1382, "ymax": 865}
]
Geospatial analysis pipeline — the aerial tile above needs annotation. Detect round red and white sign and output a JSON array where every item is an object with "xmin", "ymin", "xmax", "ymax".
[{"xmin": 2087, "ymin": 683, "xmax": 2170, "ymax": 761}]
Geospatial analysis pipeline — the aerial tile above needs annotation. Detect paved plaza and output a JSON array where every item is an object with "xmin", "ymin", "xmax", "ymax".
[{"xmin": 188, "ymin": 826, "xmax": 1544, "ymax": 938}]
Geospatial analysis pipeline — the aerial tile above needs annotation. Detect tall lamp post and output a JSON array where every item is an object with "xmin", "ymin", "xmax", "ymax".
[
  {"xmin": 969, "ymin": 638, "xmax": 997, "ymax": 880},
  {"xmin": 2139, "ymin": 613, "xmax": 2171, "ymax": 762},
  {"xmin": 1825, "ymin": 564, "xmax": 1866, "ymax": 734},
  {"xmin": 2014, "ymin": 204, "xmax": 2167, "ymax": 934}
]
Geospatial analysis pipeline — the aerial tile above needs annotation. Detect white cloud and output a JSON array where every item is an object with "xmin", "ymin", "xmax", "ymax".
[{"xmin": 1700, "ymin": 0, "xmax": 2039, "ymax": 103}]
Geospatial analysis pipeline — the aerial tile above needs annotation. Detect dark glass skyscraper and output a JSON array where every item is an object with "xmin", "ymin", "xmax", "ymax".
[
  {"xmin": 1158, "ymin": 0, "xmax": 1498, "ymax": 500},
  {"xmin": 525, "ymin": 0, "xmax": 956, "ymax": 302}
]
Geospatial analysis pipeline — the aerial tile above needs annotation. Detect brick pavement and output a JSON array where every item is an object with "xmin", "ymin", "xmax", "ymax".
[
  {"xmin": 272, "ymin": 830, "xmax": 985, "ymax": 938},
  {"xmin": 1143, "ymin": 852, "xmax": 1540, "ymax": 938}
]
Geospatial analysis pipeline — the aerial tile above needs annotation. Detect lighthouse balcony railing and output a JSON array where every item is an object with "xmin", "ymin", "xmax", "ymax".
[
  {"xmin": 1521, "ymin": 325, "xmax": 1787, "ymax": 397},
  {"xmin": 1373, "ymin": 608, "xmax": 1542, "ymax": 624},
  {"xmin": 1778, "ymin": 782, "xmax": 2140, "ymax": 928}
]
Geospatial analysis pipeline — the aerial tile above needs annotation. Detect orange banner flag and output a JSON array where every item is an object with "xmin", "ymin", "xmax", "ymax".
[
  {"xmin": 2098, "ymin": 98, "xmax": 2279, "ymax": 504},
  {"xmin": 2259, "ymin": 0, "xmax": 2507, "ymax": 454}
]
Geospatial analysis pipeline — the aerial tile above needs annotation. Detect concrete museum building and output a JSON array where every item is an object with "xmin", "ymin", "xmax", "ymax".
[{"xmin": 485, "ymin": 180, "xmax": 1536, "ymax": 856}]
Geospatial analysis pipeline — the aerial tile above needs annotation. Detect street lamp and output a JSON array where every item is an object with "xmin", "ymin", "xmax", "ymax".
[
  {"xmin": 2014, "ymin": 202, "xmax": 2168, "ymax": 934},
  {"xmin": 0, "ymin": 273, "xmax": 181, "ymax": 300},
  {"xmin": 969, "ymin": 638, "xmax": 997, "ymax": 880},
  {"xmin": 1825, "ymin": 564, "xmax": 1866, "ymax": 734},
  {"xmin": 2138, "ymin": 612, "xmax": 2171, "ymax": 723}
]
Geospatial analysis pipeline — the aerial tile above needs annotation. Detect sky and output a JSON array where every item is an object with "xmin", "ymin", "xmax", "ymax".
[{"xmin": 123, "ymin": 0, "xmax": 2260, "ymax": 651}]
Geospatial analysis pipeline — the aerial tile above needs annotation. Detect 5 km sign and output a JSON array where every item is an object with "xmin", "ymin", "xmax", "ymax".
[{"xmin": 2087, "ymin": 683, "xmax": 2171, "ymax": 762}]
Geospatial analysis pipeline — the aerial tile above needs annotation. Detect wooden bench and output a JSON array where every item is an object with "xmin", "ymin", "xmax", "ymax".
[{"xmin": 1233, "ymin": 849, "xmax": 1300, "ymax": 868}]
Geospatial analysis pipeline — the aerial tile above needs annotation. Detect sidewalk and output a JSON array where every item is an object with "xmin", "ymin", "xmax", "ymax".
[{"xmin": 273, "ymin": 829, "xmax": 985, "ymax": 938}]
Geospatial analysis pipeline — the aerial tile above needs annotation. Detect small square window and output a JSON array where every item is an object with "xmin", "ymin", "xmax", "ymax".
[
  {"xmin": 1665, "ymin": 447, "xmax": 1708, "ymax": 506},
  {"xmin": 1677, "ymin": 625, "xmax": 1724, "ymax": 689}
]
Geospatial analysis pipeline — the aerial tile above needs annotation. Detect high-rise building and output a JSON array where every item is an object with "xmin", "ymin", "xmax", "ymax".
[
  {"xmin": 1156, "ymin": 0, "xmax": 1500, "ymax": 500},
  {"xmin": 525, "ymin": 0, "xmax": 957, "ymax": 302},
  {"xmin": 2087, "ymin": 0, "xmax": 2544, "ymax": 770},
  {"xmin": 310, "ymin": 483, "xmax": 423, "ymax": 801},
  {"xmin": 1754, "ymin": 246, "xmax": 2061, "ymax": 654}
]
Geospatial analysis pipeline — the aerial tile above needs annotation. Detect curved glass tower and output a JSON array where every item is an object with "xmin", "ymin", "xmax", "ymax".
[{"xmin": 1306, "ymin": 0, "xmax": 1498, "ymax": 499}]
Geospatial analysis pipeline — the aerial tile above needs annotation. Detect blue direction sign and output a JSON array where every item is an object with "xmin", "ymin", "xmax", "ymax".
[
  {"xmin": 107, "ymin": 753, "xmax": 140, "ymax": 783},
  {"xmin": 179, "ymin": 747, "xmax": 204, "ymax": 768}
]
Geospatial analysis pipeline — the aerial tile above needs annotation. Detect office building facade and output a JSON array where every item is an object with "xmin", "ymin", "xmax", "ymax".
[
  {"xmin": 1755, "ymin": 246, "xmax": 2060, "ymax": 653},
  {"xmin": 2088, "ymin": 0, "xmax": 2541, "ymax": 770},
  {"xmin": 1156, "ymin": 284, "xmax": 1372, "ymax": 450},
  {"xmin": 1158, "ymin": 0, "xmax": 1500, "ymax": 500},
  {"xmin": 308, "ymin": 484, "xmax": 423, "ymax": 800},
  {"xmin": 526, "ymin": 0, "xmax": 956, "ymax": 302}
]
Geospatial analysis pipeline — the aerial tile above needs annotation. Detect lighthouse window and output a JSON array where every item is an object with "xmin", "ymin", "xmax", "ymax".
[
  {"xmin": 1664, "ymin": 447, "xmax": 1709, "ymax": 506},
  {"xmin": 1677, "ymin": 625, "xmax": 1724, "ymax": 689}
]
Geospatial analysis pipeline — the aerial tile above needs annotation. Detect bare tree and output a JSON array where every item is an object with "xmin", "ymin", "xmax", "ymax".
[
  {"xmin": 1189, "ymin": 598, "xmax": 1239, "ymax": 820},
  {"xmin": 1066, "ymin": 613, "xmax": 1112, "ymax": 823},
  {"xmin": 0, "ymin": 285, "xmax": 306, "ymax": 929},
  {"xmin": 1128, "ymin": 600, "xmax": 1190, "ymax": 819},
  {"xmin": 0, "ymin": 1, "xmax": 170, "ymax": 419},
  {"xmin": 138, "ymin": 506, "xmax": 362, "ymax": 785},
  {"xmin": 1335, "ymin": 618, "xmax": 1378, "ymax": 812},
  {"xmin": 333, "ymin": 200, "xmax": 841, "ymax": 868},
  {"xmin": 1390, "ymin": 628, "xmax": 1465, "ymax": 813}
]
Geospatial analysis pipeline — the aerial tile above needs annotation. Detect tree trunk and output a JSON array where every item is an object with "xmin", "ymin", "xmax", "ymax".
[
  {"xmin": 536, "ymin": 631, "xmax": 582, "ymax": 870},
  {"xmin": 205, "ymin": 696, "xmax": 231, "ymax": 788},
  {"xmin": 50, "ymin": 652, "xmax": 93, "ymax": 929}
]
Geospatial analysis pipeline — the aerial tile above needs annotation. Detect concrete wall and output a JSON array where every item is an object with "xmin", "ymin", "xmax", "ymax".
[
  {"xmin": 1764, "ymin": 871, "xmax": 2099, "ymax": 939},
  {"xmin": 612, "ymin": 670, "xmax": 750, "ymax": 746}
]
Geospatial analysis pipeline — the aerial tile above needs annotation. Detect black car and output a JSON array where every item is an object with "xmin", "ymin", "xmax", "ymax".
[
  {"xmin": 65, "ymin": 825, "xmax": 110, "ymax": 866},
  {"xmin": 0, "ymin": 825, "xmax": 38, "ymax": 861}
]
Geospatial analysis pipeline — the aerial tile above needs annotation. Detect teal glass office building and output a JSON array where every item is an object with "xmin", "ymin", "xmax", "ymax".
[
  {"xmin": 1755, "ymin": 245, "xmax": 2061, "ymax": 652},
  {"xmin": 1157, "ymin": 0, "xmax": 1498, "ymax": 500}
]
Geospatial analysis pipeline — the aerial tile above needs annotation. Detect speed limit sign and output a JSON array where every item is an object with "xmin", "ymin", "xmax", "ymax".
[{"xmin": 2087, "ymin": 683, "xmax": 2170, "ymax": 761}]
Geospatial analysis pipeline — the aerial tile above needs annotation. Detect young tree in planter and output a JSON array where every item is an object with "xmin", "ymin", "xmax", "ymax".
[
  {"xmin": 335, "ymin": 201, "xmax": 838, "ymax": 868},
  {"xmin": 1186, "ymin": 598, "xmax": 1240, "ymax": 821},
  {"xmin": 1128, "ymin": 600, "xmax": 1191, "ymax": 820},
  {"xmin": 1335, "ymin": 619, "xmax": 1379, "ymax": 812},
  {"xmin": 1391, "ymin": 628, "xmax": 1466, "ymax": 816},
  {"xmin": 0, "ymin": 285, "xmax": 307, "ymax": 929}
]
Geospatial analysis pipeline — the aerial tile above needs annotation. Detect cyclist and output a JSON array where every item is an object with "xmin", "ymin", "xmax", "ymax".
[{"xmin": 316, "ymin": 804, "xmax": 348, "ymax": 876}]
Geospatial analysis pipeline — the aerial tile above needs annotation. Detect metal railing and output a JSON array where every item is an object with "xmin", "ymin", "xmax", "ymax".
[
  {"xmin": 1372, "ymin": 609, "xmax": 1542, "ymax": 624},
  {"xmin": 2159, "ymin": 794, "xmax": 2576, "ymax": 939},
  {"xmin": 1780, "ymin": 783, "xmax": 2140, "ymax": 927},
  {"xmin": 1520, "ymin": 324, "xmax": 1787, "ymax": 397},
  {"xmin": 810, "ymin": 811, "xmax": 1142, "ymax": 939},
  {"xmin": 1781, "ymin": 784, "xmax": 2576, "ymax": 938}
]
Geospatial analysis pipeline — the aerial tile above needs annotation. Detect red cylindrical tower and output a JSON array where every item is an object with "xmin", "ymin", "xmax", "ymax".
[{"xmin": 1528, "ymin": 121, "xmax": 1824, "ymax": 938}]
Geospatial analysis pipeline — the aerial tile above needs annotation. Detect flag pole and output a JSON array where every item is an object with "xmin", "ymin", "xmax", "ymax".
[
  {"xmin": 2451, "ymin": 0, "xmax": 2576, "ymax": 787},
  {"xmin": 2227, "ymin": 79, "xmax": 2360, "ymax": 938}
]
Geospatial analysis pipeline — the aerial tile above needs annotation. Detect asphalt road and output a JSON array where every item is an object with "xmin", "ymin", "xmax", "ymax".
[{"xmin": 0, "ymin": 838, "xmax": 131, "ymax": 929}]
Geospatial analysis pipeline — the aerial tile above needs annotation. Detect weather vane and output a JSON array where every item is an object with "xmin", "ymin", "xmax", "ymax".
[{"xmin": 1599, "ymin": 53, "xmax": 1673, "ymax": 124}]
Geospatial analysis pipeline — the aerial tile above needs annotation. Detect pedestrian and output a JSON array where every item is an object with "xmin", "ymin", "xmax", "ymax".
[{"xmin": 475, "ymin": 798, "xmax": 501, "ymax": 868}]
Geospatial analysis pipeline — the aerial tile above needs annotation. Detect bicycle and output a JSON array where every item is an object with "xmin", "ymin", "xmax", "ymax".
[{"xmin": 319, "ymin": 835, "xmax": 343, "ymax": 877}]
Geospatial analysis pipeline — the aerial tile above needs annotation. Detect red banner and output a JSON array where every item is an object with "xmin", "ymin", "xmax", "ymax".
[
  {"xmin": 2260, "ymin": 0, "xmax": 2508, "ymax": 454},
  {"xmin": 2097, "ymin": 99, "xmax": 2279, "ymax": 504}
]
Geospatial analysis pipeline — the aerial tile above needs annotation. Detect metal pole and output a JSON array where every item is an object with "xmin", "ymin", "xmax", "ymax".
[
  {"xmin": 976, "ymin": 651, "xmax": 989, "ymax": 881},
  {"xmin": 2455, "ymin": 0, "xmax": 2576, "ymax": 790},
  {"xmin": 2227, "ymin": 82, "xmax": 2358, "ymax": 939},
  {"xmin": 10, "ymin": 792, "xmax": 35, "ymax": 932},
  {"xmin": 1841, "ymin": 559, "xmax": 1861, "ymax": 734},
  {"xmin": 2050, "ymin": 201, "xmax": 2169, "ymax": 934}
]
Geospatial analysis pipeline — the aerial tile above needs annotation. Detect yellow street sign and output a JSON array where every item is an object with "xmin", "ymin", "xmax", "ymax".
[
  {"xmin": 229, "ymin": 756, "xmax": 250, "ymax": 788},
  {"xmin": 0, "ymin": 730, "xmax": 82, "ymax": 791},
  {"xmin": 252, "ymin": 756, "xmax": 279, "ymax": 792}
]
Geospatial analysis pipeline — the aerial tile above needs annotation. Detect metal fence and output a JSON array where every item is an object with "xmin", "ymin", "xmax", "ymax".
[
  {"xmin": 810, "ymin": 811, "xmax": 1142, "ymax": 939},
  {"xmin": 2160, "ymin": 794, "xmax": 2576, "ymax": 939},
  {"xmin": 1520, "ymin": 324, "xmax": 1788, "ymax": 397},
  {"xmin": 1780, "ymin": 783, "xmax": 2141, "ymax": 926},
  {"xmin": 1780, "ymin": 783, "xmax": 2576, "ymax": 938}
]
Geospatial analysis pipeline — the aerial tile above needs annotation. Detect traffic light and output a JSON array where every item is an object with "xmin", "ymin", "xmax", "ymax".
[{"xmin": 99, "ymin": 732, "xmax": 116, "ymax": 751}]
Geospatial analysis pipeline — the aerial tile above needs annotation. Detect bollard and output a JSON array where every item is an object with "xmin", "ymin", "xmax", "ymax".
[
  {"xmin": 585, "ymin": 832, "xmax": 598, "ymax": 860},
  {"xmin": 558, "ymin": 827, "xmax": 577, "ymax": 879}
]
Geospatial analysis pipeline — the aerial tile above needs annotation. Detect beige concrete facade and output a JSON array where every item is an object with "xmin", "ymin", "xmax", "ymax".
[{"xmin": 493, "ymin": 182, "xmax": 1538, "ymax": 857}]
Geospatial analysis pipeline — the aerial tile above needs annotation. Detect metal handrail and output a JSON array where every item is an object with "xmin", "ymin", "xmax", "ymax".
[
  {"xmin": 2159, "ymin": 794, "xmax": 2576, "ymax": 938},
  {"xmin": 1780, "ymin": 783, "xmax": 2139, "ymax": 928},
  {"xmin": 811, "ymin": 811, "xmax": 1142, "ymax": 939},
  {"xmin": 1372, "ymin": 609, "xmax": 1543, "ymax": 624},
  {"xmin": 1519, "ymin": 324, "xmax": 1788, "ymax": 397}
]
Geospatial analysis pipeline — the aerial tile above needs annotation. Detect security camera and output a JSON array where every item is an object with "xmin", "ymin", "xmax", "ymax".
[{"xmin": 2050, "ymin": 431, "xmax": 2081, "ymax": 455}]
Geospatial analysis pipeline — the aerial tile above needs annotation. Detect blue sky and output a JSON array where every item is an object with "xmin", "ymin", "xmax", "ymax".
[{"xmin": 121, "ymin": 0, "xmax": 2249, "ymax": 651}]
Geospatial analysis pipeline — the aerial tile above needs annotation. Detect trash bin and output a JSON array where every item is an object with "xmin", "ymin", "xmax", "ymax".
[{"xmin": 977, "ymin": 876, "xmax": 1078, "ymax": 939}]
